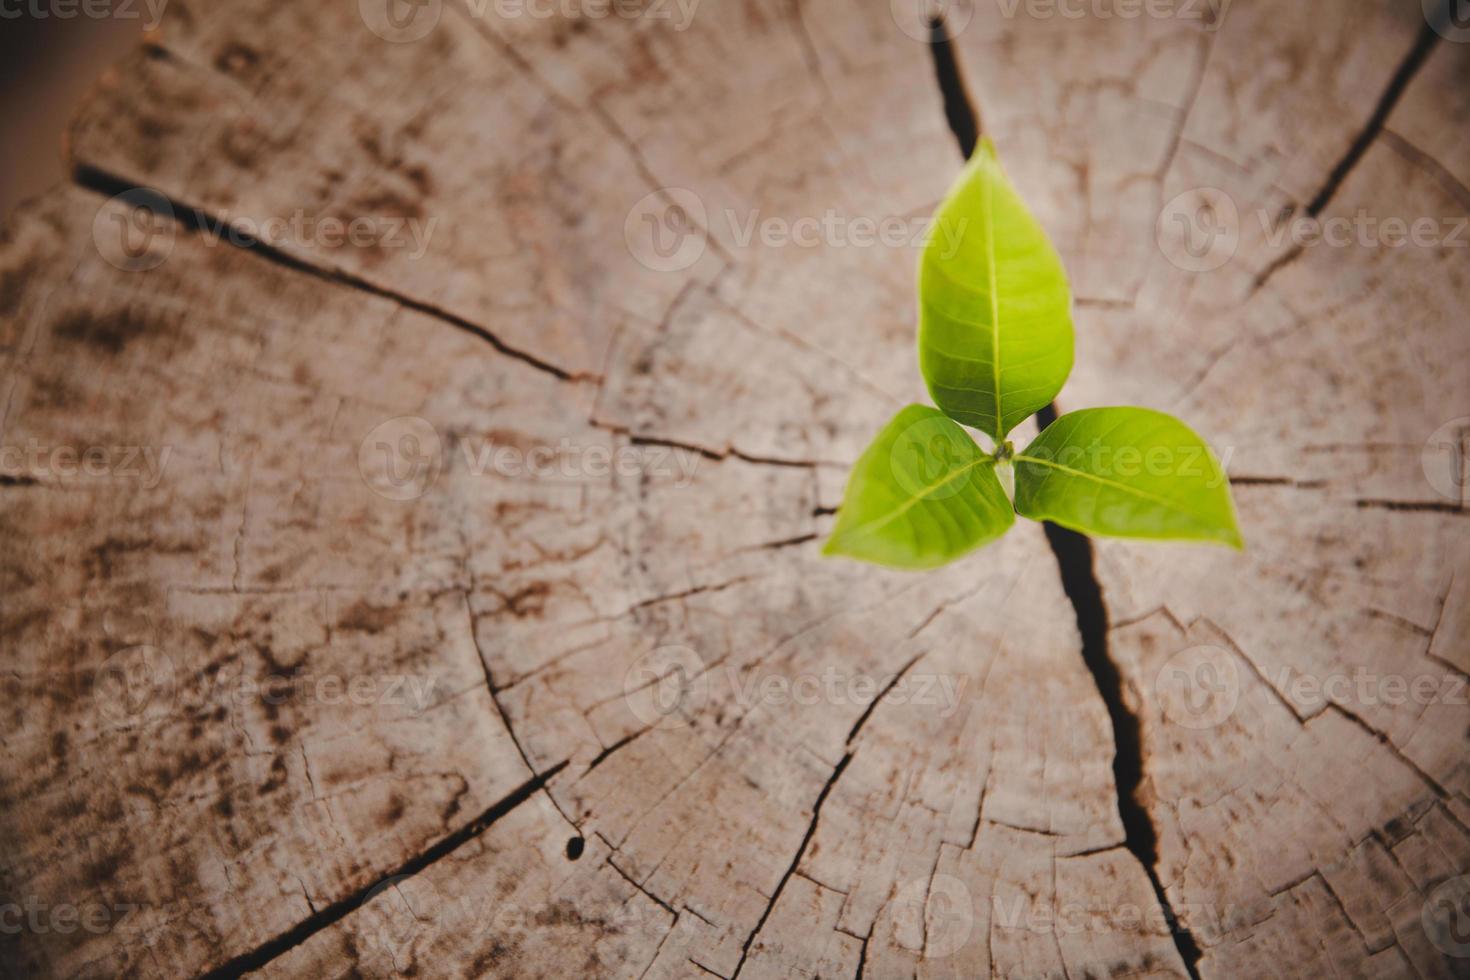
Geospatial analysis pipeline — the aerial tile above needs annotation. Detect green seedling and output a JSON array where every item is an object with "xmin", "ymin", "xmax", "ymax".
[{"xmin": 826, "ymin": 138, "xmax": 1242, "ymax": 569}]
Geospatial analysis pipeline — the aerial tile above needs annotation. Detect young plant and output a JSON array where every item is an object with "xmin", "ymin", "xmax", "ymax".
[{"xmin": 825, "ymin": 138, "xmax": 1242, "ymax": 569}]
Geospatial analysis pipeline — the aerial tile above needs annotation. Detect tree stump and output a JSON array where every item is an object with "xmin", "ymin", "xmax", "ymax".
[{"xmin": 2, "ymin": 0, "xmax": 1468, "ymax": 976}]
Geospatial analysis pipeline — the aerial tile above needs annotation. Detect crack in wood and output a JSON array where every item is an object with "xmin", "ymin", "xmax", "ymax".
[
  {"xmin": 1381, "ymin": 128, "xmax": 1470, "ymax": 211},
  {"xmin": 929, "ymin": 16, "xmax": 979, "ymax": 159},
  {"xmin": 462, "ymin": 592, "xmax": 582, "ymax": 832},
  {"xmin": 843, "ymin": 651, "xmax": 923, "ymax": 745},
  {"xmin": 1253, "ymin": 9, "xmax": 1444, "ymax": 295},
  {"xmin": 70, "ymin": 165, "xmax": 586, "ymax": 384},
  {"xmin": 196, "ymin": 762, "xmax": 567, "ymax": 979},
  {"xmin": 730, "ymin": 752, "xmax": 853, "ymax": 979},
  {"xmin": 605, "ymin": 852, "xmax": 678, "ymax": 917},
  {"xmin": 582, "ymin": 725, "xmax": 655, "ymax": 778},
  {"xmin": 928, "ymin": 18, "xmax": 1206, "ymax": 974},
  {"xmin": 1356, "ymin": 498, "xmax": 1466, "ymax": 515},
  {"xmin": 590, "ymin": 423, "xmax": 835, "ymax": 469},
  {"xmin": 1302, "ymin": 10, "xmax": 1444, "ymax": 219},
  {"xmin": 1033, "ymin": 396, "xmax": 1205, "ymax": 978},
  {"xmin": 851, "ymin": 926, "xmax": 871, "ymax": 980}
]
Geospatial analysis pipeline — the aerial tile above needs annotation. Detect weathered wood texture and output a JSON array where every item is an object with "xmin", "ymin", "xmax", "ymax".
[{"xmin": 1, "ymin": 0, "xmax": 1467, "ymax": 977}]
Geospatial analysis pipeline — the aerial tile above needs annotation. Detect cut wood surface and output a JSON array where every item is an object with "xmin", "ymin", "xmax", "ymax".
[{"xmin": 1, "ymin": 0, "xmax": 1467, "ymax": 977}]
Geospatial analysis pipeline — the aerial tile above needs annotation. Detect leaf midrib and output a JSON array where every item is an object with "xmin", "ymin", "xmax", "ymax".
[
  {"xmin": 839, "ymin": 456, "xmax": 995, "ymax": 545},
  {"xmin": 983, "ymin": 155, "xmax": 1001, "ymax": 441},
  {"xmin": 1015, "ymin": 454, "xmax": 1216, "ymax": 527}
]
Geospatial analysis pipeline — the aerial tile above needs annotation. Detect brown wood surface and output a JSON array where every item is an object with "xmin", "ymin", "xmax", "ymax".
[{"xmin": 1, "ymin": 0, "xmax": 1468, "ymax": 977}]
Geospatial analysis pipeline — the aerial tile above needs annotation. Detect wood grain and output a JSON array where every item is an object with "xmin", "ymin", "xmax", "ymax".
[{"xmin": 1, "ymin": 0, "xmax": 1466, "ymax": 976}]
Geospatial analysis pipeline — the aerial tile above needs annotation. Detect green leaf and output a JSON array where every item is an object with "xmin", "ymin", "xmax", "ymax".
[
  {"xmin": 824, "ymin": 405, "xmax": 1015, "ymax": 569},
  {"xmin": 919, "ymin": 137, "xmax": 1074, "ymax": 442},
  {"xmin": 1013, "ymin": 407, "xmax": 1243, "ymax": 548}
]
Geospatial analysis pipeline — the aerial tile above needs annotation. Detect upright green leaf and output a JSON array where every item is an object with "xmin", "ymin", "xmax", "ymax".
[
  {"xmin": 919, "ymin": 137, "xmax": 1073, "ymax": 441},
  {"xmin": 824, "ymin": 405, "xmax": 1015, "ymax": 569},
  {"xmin": 1013, "ymin": 407, "xmax": 1243, "ymax": 548}
]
